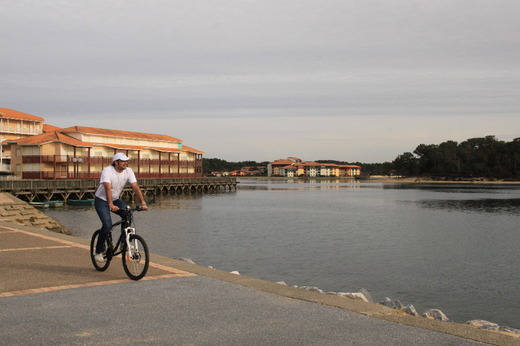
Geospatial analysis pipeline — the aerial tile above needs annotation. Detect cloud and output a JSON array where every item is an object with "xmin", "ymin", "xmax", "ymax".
[{"xmin": 2, "ymin": 0, "xmax": 519, "ymax": 162}]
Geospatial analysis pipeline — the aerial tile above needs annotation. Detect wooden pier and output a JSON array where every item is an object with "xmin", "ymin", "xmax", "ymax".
[{"xmin": 0, "ymin": 177, "xmax": 237, "ymax": 202}]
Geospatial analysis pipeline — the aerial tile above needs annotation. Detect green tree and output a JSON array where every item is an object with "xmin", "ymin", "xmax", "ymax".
[
  {"xmin": 392, "ymin": 152, "xmax": 418, "ymax": 176},
  {"xmin": 392, "ymin": 135, "xmax": 520, "ymax": 180}
]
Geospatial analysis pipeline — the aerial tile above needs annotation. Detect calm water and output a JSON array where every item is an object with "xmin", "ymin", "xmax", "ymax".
[{"xmin": 44, "ymin": 178, "xmax": 520, "ymax": 328}]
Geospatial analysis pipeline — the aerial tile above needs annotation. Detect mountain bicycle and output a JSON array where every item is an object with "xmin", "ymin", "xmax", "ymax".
[{"xmin": 90, "ymin": 206, "xmax": 149, "ymax": 280}]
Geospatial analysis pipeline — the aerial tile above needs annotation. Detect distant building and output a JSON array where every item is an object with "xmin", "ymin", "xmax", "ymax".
[{"xmin": 268, "ymin": 157, "xmax": 361, "ymax": 177}]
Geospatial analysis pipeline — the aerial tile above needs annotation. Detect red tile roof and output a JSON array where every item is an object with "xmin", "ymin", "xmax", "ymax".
[
  {"xmin": 42, "ymin": 124, "xmax": 63, "ymax": 132},
  {"xmin": 270, "ymin": 159, "xmax": 295, "ymax": 165},
  {"xmin": 62, "ymin": 126, "xmax": 183, "ymax": 143},
  {"xmin": 9, "ymin": 131, "xmax": 89, "ymax": 147},
  {"xmin": 180, "ymin": 145, "xmax": 204, "ymax": 154},
  {"xmin": 9, "ymin": 130, "xmax": 204, "ymax": 154},
  {"xmin": 86, "ymin": 143, "xmax": 204, "ymax": 154},
  {"xmin": 0, "ymin": 108, "xmax": 45, "ymax": 122}
]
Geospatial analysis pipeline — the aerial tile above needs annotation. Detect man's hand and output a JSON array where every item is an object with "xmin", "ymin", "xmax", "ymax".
[
  {"xmin": 139, "ymin": 204, "xmax": 149, "ymax": 211},
  {"xmin": 109, "ymin": 204, "xmax": 119, "ymax": 212}
]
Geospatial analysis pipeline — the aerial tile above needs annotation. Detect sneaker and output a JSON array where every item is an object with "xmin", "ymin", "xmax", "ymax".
[{"xmin": 94, "ymin": 252, "xmax": 106, "ymax": 263}]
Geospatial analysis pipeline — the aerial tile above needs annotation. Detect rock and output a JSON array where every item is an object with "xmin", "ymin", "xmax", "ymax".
[
  {"xmin": 177, "ymin": 258, "xmax": 196, "ymax": 264},
  {"xmin": 422, "ymin": 309, "xmax": 450, "ymax": 322},
  {"xmin": 337, "ymin": 292, "xmax": 370, "ymax": 303},
  {"xmin": 401, "ymin": 305, "xmax": 419, "ymax": 316},
  {"xmin": 230, "ymin": 271, "xmax": 240, "ymax": 275},
  {"xmin": 358, "ymin": 288, "xmax": 374, "ymax": 303},
  {"xmin": 465, "ymin": 320, "xmax": 499, "ymax": 330},
  {"xmin": 0, "ymin": 199, "xmax": 72, "ymax": 235},
  {"xmin": 498, "ymin": 326, "xmax": 520, "ymax": 334},
  {"xmin": 380, "ymin": 297, "xmax": 404, "ymax": 310},
  {"xmin": 300, "ymin": 286, "xmax": 324, "ymax": 294}
]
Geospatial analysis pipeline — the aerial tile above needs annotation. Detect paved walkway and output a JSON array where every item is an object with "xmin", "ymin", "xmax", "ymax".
[{"xmin": 0, "ymin": 220, "xmax": 517, "ymax": 345}]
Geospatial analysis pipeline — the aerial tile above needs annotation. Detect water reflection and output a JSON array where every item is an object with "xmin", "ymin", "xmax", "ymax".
[
  {"xmin": 417, "ymin": 198, "xmax": 520, "ymax": 214},
  {"xmin": 238, "ymin": 178, "xmax": 357, "ymax": 185},
  {"xmin": 238, "ymin": 184, "xmax": 362, "ymax": 191},
  {"xmin": 238, "ymin": 177, "xmax": 362, "ymax": 190},
  {"xmin": 383, "ymin": 183, "xmax": 520, "ymax": 194}
]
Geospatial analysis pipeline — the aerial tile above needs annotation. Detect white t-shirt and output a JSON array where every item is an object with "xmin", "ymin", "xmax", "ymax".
[{"xmin": 95, "ymin": 165, "xmax": 137, "ymax": 201}]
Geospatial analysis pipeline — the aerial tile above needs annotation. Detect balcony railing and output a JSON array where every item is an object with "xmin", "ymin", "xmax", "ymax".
[
  {"xmin": 20, "ymin": 155, "xmax": 202, "ymax": 179},
  {"xmin": 22, "ymin": 155, "xmax": 199, "ymax": 165},
  {"xmin": 22, "ymin": 171, "xmax": 200, "ymax": 179}
]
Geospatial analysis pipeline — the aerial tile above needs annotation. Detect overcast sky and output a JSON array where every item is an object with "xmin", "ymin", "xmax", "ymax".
[{"xmin": 2, "ymin": 1, "xmax": 519, "ymax": 162}]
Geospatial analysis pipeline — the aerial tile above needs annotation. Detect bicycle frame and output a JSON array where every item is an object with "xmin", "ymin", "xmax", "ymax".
[{"xmin": 107, "ymin": 207, "xmax": 138, "ymax": 258}]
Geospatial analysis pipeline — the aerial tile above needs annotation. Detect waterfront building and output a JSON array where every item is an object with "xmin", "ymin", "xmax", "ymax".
[
  {"xmin": 7, "ymin": 124, "xmax": 203, "ymax": 179},
  {"xmin": 0, "ymin": 108, "xmax": 45, "ymax": 174},
  {"xmin": 268, "ymin": 157, "xmax": 361, "ymax": 177}
]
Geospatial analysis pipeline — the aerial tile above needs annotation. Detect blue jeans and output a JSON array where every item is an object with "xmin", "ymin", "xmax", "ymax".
[{"xmin": 94, "ymin": 197, "xmax": 127, "ymax": 254}]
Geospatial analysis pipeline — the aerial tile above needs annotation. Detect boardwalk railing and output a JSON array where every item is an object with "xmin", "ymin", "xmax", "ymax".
[{"xmin": 0, "ymin": 177, "xmax": 237, "ymax": 202}]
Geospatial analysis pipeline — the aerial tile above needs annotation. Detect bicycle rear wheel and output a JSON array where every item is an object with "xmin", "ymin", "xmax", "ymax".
[
  {"xmin": 90, "ymin": 230, "xmax": 112, "ymax": 271},
  {"xmin": 122, "ymin": 234, "xmax": 149, "ymax": 280}
]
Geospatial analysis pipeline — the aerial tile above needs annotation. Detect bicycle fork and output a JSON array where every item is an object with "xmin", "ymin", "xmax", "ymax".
[{"xmin": 124, "ymin": 227, "xmax": 137, "ymax": 260}]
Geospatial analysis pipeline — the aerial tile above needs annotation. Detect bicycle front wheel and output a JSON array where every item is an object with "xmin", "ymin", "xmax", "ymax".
[{"xmin": 122, "ymin": 234, "xmax": 149, "ymax": 280}]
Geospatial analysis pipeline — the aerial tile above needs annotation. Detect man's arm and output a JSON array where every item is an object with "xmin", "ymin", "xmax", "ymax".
[
  {"xmin": 131, "ymin": 182, "xmax": 148, "ymax": 210},
  {"xmin": 103, "ymin": 182, "xmax": 119, "ymax": 212}
]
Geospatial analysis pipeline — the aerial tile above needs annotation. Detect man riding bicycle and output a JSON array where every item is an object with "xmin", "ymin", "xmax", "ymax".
[{"xmin": 93, "ymin": 153, "xmax": 148, "ymax": 262}]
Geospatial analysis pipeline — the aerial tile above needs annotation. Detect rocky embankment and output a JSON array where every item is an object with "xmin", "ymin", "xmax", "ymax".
[
  {"xmin": 178, "ymin": 257, "xmax": 520, "ymax": 339},
  {"xmin": 0, "ymin": 193, "xmax": 72, "ymax": 235},
  {"xmin": 281, "ymin": 284, "xmax": 520, "ymax": 337}
]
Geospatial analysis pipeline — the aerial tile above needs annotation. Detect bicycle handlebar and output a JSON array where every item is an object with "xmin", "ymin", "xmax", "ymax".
[{"xmin": 125, "ymin": 206, "xmax": 145, "ymax": 212}]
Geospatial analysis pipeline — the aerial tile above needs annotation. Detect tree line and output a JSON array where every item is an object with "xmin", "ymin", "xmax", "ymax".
[
  {"xmin": 392, "ymin": 136, "xmax": 520, "ymax": 179},
  {"xmin": 202, "ymin": 158, "xmax": 388, "ymax": 176},
  {"xmin": 203, "ymin": 158, "xmax": 269, "ymax": 174},
  {"xmin": 203, "ymin": 136, "xmax": 520, "ymax": 180},
  {"xmin": 202, "ymin": 159, "xmax": 402, "ymax": 177}
]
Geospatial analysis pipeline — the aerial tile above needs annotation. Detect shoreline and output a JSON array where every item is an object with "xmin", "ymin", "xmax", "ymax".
[
  {"xmin": 361, "ymin": 177, "xmax": 520, "ymax": 184},
  {"xmin": 237, "ymin": 176, "xmax": 520, "ymax": 185}
]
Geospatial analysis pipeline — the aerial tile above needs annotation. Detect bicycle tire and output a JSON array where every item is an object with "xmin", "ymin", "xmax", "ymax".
[
  {"xmin": 122, "ymin": 234, "xmax": 149, "ymax": 280},
  {"xmin": 90, "ymin": 230, "xmax": 112, "ymax": 271}
]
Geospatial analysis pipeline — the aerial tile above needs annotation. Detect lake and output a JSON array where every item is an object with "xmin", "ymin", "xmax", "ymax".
[{"xmin": 43, "ymin": 178, "xmax": 520, "ymax": 328}]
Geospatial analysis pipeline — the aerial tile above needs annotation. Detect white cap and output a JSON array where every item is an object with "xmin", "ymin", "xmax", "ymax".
[{"xmin": 113, "ymin": 153, "xmax": 130, "ymax": 162}]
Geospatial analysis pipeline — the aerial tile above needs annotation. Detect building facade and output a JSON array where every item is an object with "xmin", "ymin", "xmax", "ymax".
[
  {"xmin": 8, "ymin": 124, "xmax": 203, "ymax": 179},
  {"xmin": 268, "ymin": 157, "xmax": 361, "ymax": 177},
  {"xmin": 0, "ymin": 108, "xmax": 45, "ymax": 174}
]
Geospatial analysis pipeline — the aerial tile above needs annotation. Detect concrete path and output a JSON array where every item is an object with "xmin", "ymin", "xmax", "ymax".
[{"xmin": 0, "ymin": 220, "xmax": 517, "ymax": 345}]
